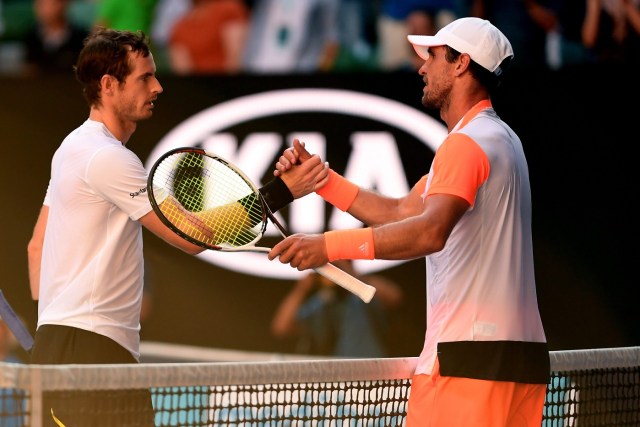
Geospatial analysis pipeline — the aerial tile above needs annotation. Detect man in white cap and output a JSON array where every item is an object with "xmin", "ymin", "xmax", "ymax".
[{"xmin": 268, "ymin": 16, "xmax": 549, "ymax": 426}]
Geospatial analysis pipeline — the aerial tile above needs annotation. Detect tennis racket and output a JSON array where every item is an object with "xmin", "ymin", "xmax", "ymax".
[
  {"xmin": 147, "ymin": 147, "xmax": 376, "ymax": 303},
  {"xmin": 0, "ymin": 290, "xmax": 33, "ymax": 351}
]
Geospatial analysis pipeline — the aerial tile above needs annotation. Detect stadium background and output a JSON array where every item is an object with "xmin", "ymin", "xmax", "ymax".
[{"xmin": 1, "ymin": 64, "xmax": 636, "ymax": 358}]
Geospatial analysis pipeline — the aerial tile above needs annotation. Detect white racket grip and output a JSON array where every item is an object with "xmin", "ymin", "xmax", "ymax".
[{"xmin": 314, "ymin": 263, "xmax": 376, "ymax": 303}]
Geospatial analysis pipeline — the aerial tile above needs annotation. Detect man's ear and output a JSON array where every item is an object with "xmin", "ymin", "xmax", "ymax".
[
  {"xmin": 455, "ymin": 53, "xmax": 472, "ymax": 75},
  {"xmin": 101, "ymin": 74, "xmax": 116, "ymax": 96}
]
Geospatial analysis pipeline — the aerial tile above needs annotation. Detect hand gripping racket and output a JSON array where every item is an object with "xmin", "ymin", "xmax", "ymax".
[{"xmin": 147, "ymin": 147, "xmax": 376, "ymax": 303}]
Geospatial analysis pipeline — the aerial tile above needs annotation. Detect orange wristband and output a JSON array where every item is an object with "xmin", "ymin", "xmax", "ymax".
[
  {"xmin": 316, "ymin": 170, "xmax": 359, "ymax": 212},
  {"xmin": 324, "ymin": 228, "xmax": 375, "ymax": 261}
]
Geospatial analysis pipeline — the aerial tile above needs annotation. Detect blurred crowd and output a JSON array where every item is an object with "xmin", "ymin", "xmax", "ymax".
[{"xmin": 0, "ymin": 0, "xmax": 639, "ymax": 76}]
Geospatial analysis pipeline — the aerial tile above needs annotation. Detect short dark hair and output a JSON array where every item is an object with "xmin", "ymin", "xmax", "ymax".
[
  {"xmin": 444, "ymin": 46, "xmax": 511, "ymax": 94},
  {"xmin": 74, "ymin": 27, "xmax": 151, "ymax": 107}
]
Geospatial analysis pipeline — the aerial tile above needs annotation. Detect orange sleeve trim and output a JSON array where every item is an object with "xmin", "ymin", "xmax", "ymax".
[
  {"xmin": 324, "ymin": 228, "xmax": 375, "ymax": 261},
  {"xmin": 426, "ymin": 133, "xmax": 489, "ymax": 207}
]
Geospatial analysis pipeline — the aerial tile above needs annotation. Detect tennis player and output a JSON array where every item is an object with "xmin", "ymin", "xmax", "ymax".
[
  {"xmin": 269, "ymin": 17, "xmax": 550, "ymax": 426},
  {"xmin": 26, "ymin": 27, "xmax": 327, "ymax": 426}
]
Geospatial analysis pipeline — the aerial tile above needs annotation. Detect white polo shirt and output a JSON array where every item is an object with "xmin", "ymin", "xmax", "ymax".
[
  {"xmin": 38, "ymin": 119, "xmax": 153, "ymax": 360},
  {"xmin": 416, "ymin": 100, "xmax": 548, "ymax": 382}
]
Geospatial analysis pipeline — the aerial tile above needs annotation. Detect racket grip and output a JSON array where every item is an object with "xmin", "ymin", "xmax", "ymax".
[
  {"xmin": 0, "ymin": 290, "xmax": 34, "ymax": 351},
  {"xmin": 314, "ymin": 263, "xmax": 376, "ymax": 303}
]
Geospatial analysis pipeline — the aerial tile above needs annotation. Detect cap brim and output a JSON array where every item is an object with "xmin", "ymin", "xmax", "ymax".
[{"xmin": 407, "ymin": 35, "xmax": 445, "ymax": 60}]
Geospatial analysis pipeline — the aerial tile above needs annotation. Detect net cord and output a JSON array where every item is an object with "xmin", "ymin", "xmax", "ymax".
[{"xmin": 1, "ymin": 346, "xmax": 638, "ymax": 391}]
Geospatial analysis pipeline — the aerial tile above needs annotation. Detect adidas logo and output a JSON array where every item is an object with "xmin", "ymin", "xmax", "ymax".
[{"xmin": 359, "ymin": 242, "xmax": 369, "ymax": 254}]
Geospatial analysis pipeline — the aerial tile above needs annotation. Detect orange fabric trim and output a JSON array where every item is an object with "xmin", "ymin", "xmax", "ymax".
[
  {"xmin": 324, "ymin": 228, "xmax": 375, "ymax": 261},
  {"xmin": 316, "ymin": 170, "xmax": 359, "ymax": 212},
  {"xmin": 457, "ymin": 99, "xmax": 492, "ymax": 130},
  {"xmin": 426, "ymin": 133, "xmax": 489, "ymax": 207}
]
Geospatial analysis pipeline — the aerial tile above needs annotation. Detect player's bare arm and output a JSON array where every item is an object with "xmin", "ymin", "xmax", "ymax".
[
  {"xmin": 346, "ymin": 175, "xmax": 429, "ymax": 227},
  {"xmin": 372, "ymin": 193, "xmax": 469, "ymax": 260},
  {"xmin": 269, "ymin": 193, "xmax": 469, "ymax": 270},
  {"xmin": 27, "ymin": 205, "xmax": 49, "ymax": 300},
  {"xmin": 139, "ymin": 207, "xmax": 205, "ymax": 255},
  {"xmin": 276, "ymin": 139, "xmax": 426, "ymax": 226}
]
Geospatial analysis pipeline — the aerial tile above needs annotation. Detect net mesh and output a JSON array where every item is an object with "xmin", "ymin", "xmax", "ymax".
[{"xmin": 1, "ymin": 346, "xmax": 638, "ymax": 427}]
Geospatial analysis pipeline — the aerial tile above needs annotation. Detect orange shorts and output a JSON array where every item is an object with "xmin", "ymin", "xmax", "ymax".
[{"xmin": 406, "ymin": 358, "xmax": 547, "ymax": 427}]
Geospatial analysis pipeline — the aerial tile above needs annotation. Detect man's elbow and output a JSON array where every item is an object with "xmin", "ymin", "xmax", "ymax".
[
  {"xmin": 430, "ymin": 237, "xmax": 448, "ymax": 253},
  {"xmin": 27, "ymin": 239, "xmax": 42, "ymax": 267},
  {"xmin": 27, "ymin": 237, "xmax": 41, "ymax": 255},
  {"xmin": 182, "ymin": 246, "xmax": 205, "ymax": 256},
  {"xmin": 171, "ymin": 240, "xmax": 206, "ymax": 256},
  {"xmin": 417, "ymin": 233, "xmax": 448, "ymax": 255}
]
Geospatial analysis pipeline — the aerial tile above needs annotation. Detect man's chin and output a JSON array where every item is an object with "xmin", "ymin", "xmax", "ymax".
[{"xmin": 139, "ymin": 111, "xmax": 154, "ymax": 120}]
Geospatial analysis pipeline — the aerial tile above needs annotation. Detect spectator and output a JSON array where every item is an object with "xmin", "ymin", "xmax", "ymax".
[
  {"xmin": 333, "ymin": 0, "xmax": 378, "ymax": 71},
  {"xmin": 461, "ymin": 0, "xmax": 560, "ymax": 69},
  {"xmin": 242, "ymin": 0, "xmax": 340, "ymax": 73},
  {"xmin": 271, "ymin": 260, "xmax": 403, "ymax": 357},
  {"xmin": 625, "ymin": 0, "xmax": 640, "ymax": 33},
  {"xmin": 0, "ymin": 1, "xmax": 4, "ymax": 37},
  {"xmin": 94, "ymin": 0, "xmax": 158, "ymax": 33},
  {"xmin": 553, "ymin": 0, "xmax": 640, "ymax": 67},
  {"xmin": 66, "ymin": 0, "xmax": 98, "ymax": 31},
  {"xmin": 150, "ymin": 0, "xmax": 191, "ymax": 46},
  {"xmin": 377, "ymin": 0, "xmax": 458, "ymax": 71},
  {"xmin": 624, "ymin": 0, "xmax": 640, "ymax": 65},
  {"xmin": 551, "ymin": 0, "xmax": 596, "ymax": 67},
  {"xmin": 168, "ymin": 0, "xmax": 249, "ymax": 75},
  {"xmin": 23, "ymin": 0, "xmax": 89, "ymax": 75},
  {"xmin": 149, "ymin": 0, "xmax": 191, "ymax": 72},
  {"xmin": 580, "ymin": 0, "xmax": 640, "ymax": 64}
]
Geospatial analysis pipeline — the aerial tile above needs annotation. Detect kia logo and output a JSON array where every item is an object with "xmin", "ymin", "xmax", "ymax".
[{"xmin": 145, "ymin": 89, "xmax": 447, "ymax": 279}]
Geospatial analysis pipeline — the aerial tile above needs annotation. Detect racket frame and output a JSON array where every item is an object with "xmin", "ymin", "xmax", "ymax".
[
  {"xmin": 147, "ymin": 147, "xmax": 376, "ymax": 303},
  {"xmin": 147, "ymin": 147, "xmax": 268, "ymax": 252}
]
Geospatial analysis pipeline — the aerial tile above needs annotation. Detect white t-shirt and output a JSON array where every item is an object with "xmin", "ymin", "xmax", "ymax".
[{"xmin": 38, "ymin": 119, "xmax": 153, "ymax": 360}]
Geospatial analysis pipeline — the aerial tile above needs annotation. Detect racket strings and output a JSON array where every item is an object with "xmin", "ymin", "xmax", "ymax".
[{"xmin": 152, "ymin": 152, "xmax": 266, "ymax": 248}]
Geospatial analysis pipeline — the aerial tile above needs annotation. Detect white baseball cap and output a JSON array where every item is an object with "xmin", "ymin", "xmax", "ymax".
[{"xmin": 408, "ymin": 17, "xmax": 513, "ymax": 76}]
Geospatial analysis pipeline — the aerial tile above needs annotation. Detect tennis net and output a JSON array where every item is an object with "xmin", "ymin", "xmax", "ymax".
[{"xmin": 0, "ymin": 345, "xmax": 638, "ymax": 426}]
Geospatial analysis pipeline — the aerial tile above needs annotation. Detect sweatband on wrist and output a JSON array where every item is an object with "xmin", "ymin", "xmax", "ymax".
[
  {"xmin": 259, "ymin": 177, "xmax": 293, "ymax": 213},
  {"xmin": 316, "ymin": 170, "xmax": 359, "ymax": 212},
  {"xmin": 237, "ymin": 178, "xmax": 293, "ymax": 228},
  {"xmin": 324, "ymin": 228, "xmax": 375, "ymax": 261}
]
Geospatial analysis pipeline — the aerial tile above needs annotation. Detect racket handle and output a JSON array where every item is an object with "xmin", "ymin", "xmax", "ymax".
[
  {"xmin": 314, "ymin": 263, "xmax": 377, "ymax": 303},
  {"xmin": 0, "ymin": 290, "xmax": 34, "ymax": 351}
]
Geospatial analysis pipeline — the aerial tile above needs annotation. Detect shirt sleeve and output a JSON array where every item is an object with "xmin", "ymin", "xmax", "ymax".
[
  {"xmin": 426, "ymin": 132, "xmax": 490, "ymax": 207},
  {"xmin": 43, "ymin": 180, "xmax": 52, "ymax": 207},
  {"xmin": 86, "ymin": 146, "xmax": 153, "ymax": 220}
]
